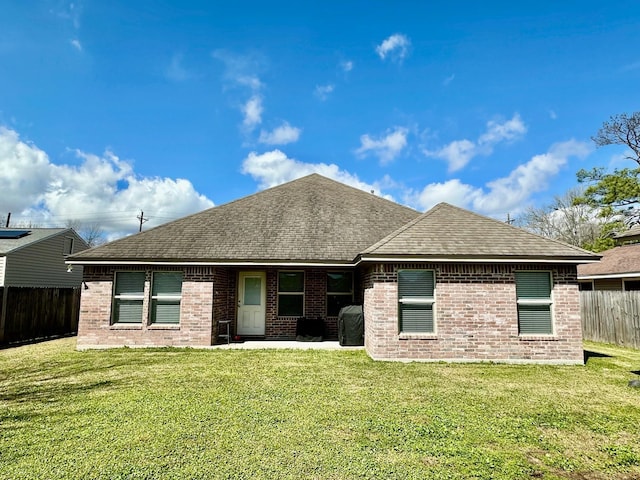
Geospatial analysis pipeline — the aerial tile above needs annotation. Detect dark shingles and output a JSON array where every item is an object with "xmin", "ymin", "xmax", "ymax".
[
  {"xmin": 70, "ymin": 174, "xmax": 420, "ymax": 263},
  {"xmin": 363, "ymin": 203, "xmax": 599, "ymax": 260},
  {"xmin": 578, "ymin": 243, "xmax": 640, "ymax": 277}
]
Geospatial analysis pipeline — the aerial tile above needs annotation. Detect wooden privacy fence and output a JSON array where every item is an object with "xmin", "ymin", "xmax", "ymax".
[
  {"xmin": 0, "ymin": 287, "xmax": 81, "ymax": 345},
  {"xmin": 580, "ymin": 291, "xmax": 640, "ymax": 349}
]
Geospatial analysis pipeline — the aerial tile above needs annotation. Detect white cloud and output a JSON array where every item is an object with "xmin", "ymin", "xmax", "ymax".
[
  {"xmin": 549, "ymin": 110, "xmax": 558, "ymax": 120},
  {"xmin": 314, "ymin": 84, "xmax": 334, "ymax": 101},
  {"xmin": 355, "ymin": 127, "xmax": 409, "ymax": 165},
  {"xmin": 212, "ymin": 49, "xmax": 264, "ymax": 92},
  {"xmin": 424, "ymin": 113, "xmax": 527, "ymax": 172},
  {"xmin": 443, "ymin": 74, "xmax": 455, "ymax": 86},
  {"xmin": 70, "ymin": 39, "xmax": 82, "ymax": 52},
  {"xmin": 242, "ymin": 95, "xmax": 263, "ymax": 130},
  {"xmin": 340, "ymin": 60, "xmax": 353, "ymax": 72},
  {"xmin": 241, "ymin": 150, "xmax": 390, "ymax": 198},
  {"xmin": 410, "ymin": 139, "xmax": 591, "ymax": 216},
  {"xmin": 478, "ymin": 115, "xmax": 527, "ymax": 146},
  {"xmin": 375, "ymin": 34, "xmax": 411, "ymax": 62},
  {"xmin": 165, "ymin": 53, "xmax": 192, "ymax": 82},
  {"xmin": 0, "ymin": 127, "xmax": 213, "ymax": 239},
  {"xmin": 258, "ymin": 122, "xmax": 301, "ymax": 145},
  {"xmin": 0, "ymin": 127, "xmax": 53, "ymax": 214}
]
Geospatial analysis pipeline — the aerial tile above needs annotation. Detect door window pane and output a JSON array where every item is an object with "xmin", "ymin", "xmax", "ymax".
[{"xmin": 244, "ymin": 277, "xmax": 262, "ymax": 305}]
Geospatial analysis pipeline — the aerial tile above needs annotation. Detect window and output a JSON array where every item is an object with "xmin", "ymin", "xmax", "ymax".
[
  {"xmin": 624, "ymin": 280, "xmax": 640, "ymax": 291},
  {"xmin": 398, "ymin": 270, "xmax": 435, "ymax": 333},
  {"xmin": 63, "ymin": 237, "xmax": 74, "ymax": 255},
  {"xmin": 278, "ymin": 271, "xmax": 304, "ymax": 316},
  {"xmin": 112, "ymin": 272, "xmax": 145, "ymax": 324},
  {"xmin": 150, "ymin": 272, "xmax": 183, "ymax": 324},
  {"xmin": 515, "ymin": 271, "xmax": 553, "ymax": 335},
  {"xmin": 579, "ymin": 281, "xmax": 593, "ymax": 291},
  {"xmin": 327, "ymin": 271, "xmax": 354, "ymax": 316}
]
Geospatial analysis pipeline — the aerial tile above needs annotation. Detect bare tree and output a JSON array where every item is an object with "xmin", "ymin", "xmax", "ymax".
[
  {"xmin": 592, "ymin": 111, "xmax": 640, "ymax": 164},
  {"xmin": 65, "ymin": 220, "xmax": 107, "ymax": 247},
  {"xmin": 518, "ymin": 187, "xmax": 612, "ymax": 250}
]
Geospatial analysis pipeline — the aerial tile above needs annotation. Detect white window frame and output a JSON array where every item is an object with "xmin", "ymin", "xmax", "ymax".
[
  {"xmin": 398, "ymin": 269, "xmax": 436, "ymax": 334},
  {"xmin": 149, "ymin": 271, "xmax": 183, "ymax": 325},
  {"xmin": 515, "ymin": 270, "xmax": 554, "ymax": 336},
  {"xmin": 112, "ymin": 271, "xmax": 145, "ymax": 324}
]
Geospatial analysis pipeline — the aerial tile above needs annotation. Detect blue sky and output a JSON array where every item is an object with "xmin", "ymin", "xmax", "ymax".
[{"xmin": 1, "ymin": 1, "xmax": 639, "ymax": 238}]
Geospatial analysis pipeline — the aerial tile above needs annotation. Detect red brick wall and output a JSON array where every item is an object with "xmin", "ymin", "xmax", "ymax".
[
  {"xmin": 263, "ymin": 267, "xmax": 357, "ymax": 340},
  {"xmin": 363, "ymin": 263, "xmax": 583, "ymax": 364},
  {"xmin": 78, "ymin": 266, "xmax": 218, "ymax": 348},
  {"xmin": 78, "ymin": 265, "xmax": 359, "ymax": 346}
]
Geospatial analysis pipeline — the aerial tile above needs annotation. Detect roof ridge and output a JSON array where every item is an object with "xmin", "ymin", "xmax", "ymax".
[{"xmin": 364, "ymin": 202, "xmax": 445, "ymax": 253}]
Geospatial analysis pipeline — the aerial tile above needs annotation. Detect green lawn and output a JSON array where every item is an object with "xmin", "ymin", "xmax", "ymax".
[{"xmin": 1, "ymin": 339, "xmax": 639, "ymax": 479}]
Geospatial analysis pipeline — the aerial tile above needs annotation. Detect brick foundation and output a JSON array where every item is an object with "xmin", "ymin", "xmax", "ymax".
[{"xmin": 363, "ymin": 263, "xmax": 584, "ymax": 364}]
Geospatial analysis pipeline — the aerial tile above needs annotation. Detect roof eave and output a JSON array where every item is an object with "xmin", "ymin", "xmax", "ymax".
[
  {"xmin": 356, "ymin": 254, "xmax": 601, "ymax": 265},
  {"xmin": 66, "ymin": 258, "xmax": 357, "ymax": 268}
]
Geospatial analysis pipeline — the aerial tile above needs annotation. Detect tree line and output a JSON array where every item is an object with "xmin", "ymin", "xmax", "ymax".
[{"xmin": 519, "ymin": 111, "xmax": 640, "ymax": 252}]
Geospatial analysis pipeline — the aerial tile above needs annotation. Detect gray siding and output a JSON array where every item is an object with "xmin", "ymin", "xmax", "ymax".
[{"xmin": 4, "ymin": 230, "xmax": 88, "ymax": 287}]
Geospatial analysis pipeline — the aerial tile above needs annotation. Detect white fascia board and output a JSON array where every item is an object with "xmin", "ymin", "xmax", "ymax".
[
  {"xmin": 578, "ymin": 272, "xmax": 640, "ymax": 280},
  {"xmin": 65, "ymin": 260, "xmax": 356, "ymax": 268},
  {"xmin": 357, "ymin": 256, "xmax": 599, "ymax": 265}
]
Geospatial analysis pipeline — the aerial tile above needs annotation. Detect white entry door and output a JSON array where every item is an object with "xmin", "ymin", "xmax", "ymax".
[{"xmin": 237, "ymin": 271, "xmax": 266, "ymax": 336}]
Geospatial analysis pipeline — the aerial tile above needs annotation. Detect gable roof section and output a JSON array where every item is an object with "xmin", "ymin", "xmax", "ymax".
[
  {"xmin": 69, "ymin": 174, "xmax": 421, "ymax": 265},
  {"xmin": 0, "ymin": 228, "xmax": 69, "ymax": 255},
  {"xmin": 578, "ymin": 244, "xmax": 640, "ymax": 278},
  {"xmin": 361, "ymin": 203, "xmax": 599, "ymax": 263}
]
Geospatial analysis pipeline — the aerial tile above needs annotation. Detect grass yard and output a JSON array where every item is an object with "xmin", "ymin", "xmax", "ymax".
[{"xmin": 1, "ymin": 339, "xmax": 640, "ymax": 479}]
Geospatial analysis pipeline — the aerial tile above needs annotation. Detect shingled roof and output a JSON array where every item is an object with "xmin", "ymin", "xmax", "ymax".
[
  {"xmin": 578, "ymin": 243, "xmax": 640, "ymax": 278},
  {"xmin": 0, "ymin": 228, "xmax": 69, "ymax": 255},
  {"xmin": 361, "ymin": 203, "xmax": 599, "ymax": 262},
  {"xmin": 69, "ymin": 174, "xmax": 420, "ymax": 264}
]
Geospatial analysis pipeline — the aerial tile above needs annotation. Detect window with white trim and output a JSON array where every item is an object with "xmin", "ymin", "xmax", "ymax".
[
  {"xmin": 150, "ymin": 272, "xmax": 183, "ymax": 324},
  {"xmin": 515, "ymin": 271, "xmax": 553, "ymax": 335},
  {"xmin": 112, "ymin": 272, "xmax": 145, "ymax": 324},
  {"xmin": 327, "ymin": 271, "xmax": 354, "ymax": 317},
  {"xmin": 398, "ymin": 270, "xmax": 435, "ymax": 333},
  {"xmin": 278, "ymin": 271, "xmax": 304, "ymax": 316}
]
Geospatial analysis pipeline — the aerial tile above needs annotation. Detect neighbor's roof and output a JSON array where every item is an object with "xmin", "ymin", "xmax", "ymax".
[
  {"xmin": 0, "ymin": 228, "xmax": 69, "ymax": 255},
  {"xmin": 613, "ymin": 224, "xmax": 640, "ymax": 240},
  {"xmin": 578, "ymin": 243, "xmax": 640, "ymax": 278},
  {"xmin": 361, "ymin": 203, "xmax": 600, "ymax": 262},
  {"xmin": 69, "ymin": 174, "xmax": 421, "ymax": 264}
]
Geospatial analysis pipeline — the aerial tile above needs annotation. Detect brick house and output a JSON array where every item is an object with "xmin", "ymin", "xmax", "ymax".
[
  {"xmin": 578, "ymin": 242, "xmax": 640, "ymax": 291},
  {"xmin": 68, "ymin": 174, "xmax": 599, "ymax": 363}
]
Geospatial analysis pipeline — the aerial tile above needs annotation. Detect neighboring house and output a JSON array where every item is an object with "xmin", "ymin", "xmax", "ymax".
[
  {"xmin": 68, "ymin": 174, "xmax": 599, "ymax": 363},
  {"xmin": 613, "ymin": 225, "xmax": 640, "ymax": 245},
  {"xmin": 0, "ymin": 228, "xmax": 89, "ymax": 343},
  {"xmin": 577, "ymin": 243, "xmax": 640, "ymax": 291}
]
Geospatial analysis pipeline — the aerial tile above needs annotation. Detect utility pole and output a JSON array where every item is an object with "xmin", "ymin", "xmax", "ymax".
[
  {"xmin": 506, "ymin": 213, "xmax": 515, "ymax": 225},
  {"xmin": 136, "ymin": 210, "xmax": 148, "ymax": 232}
]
